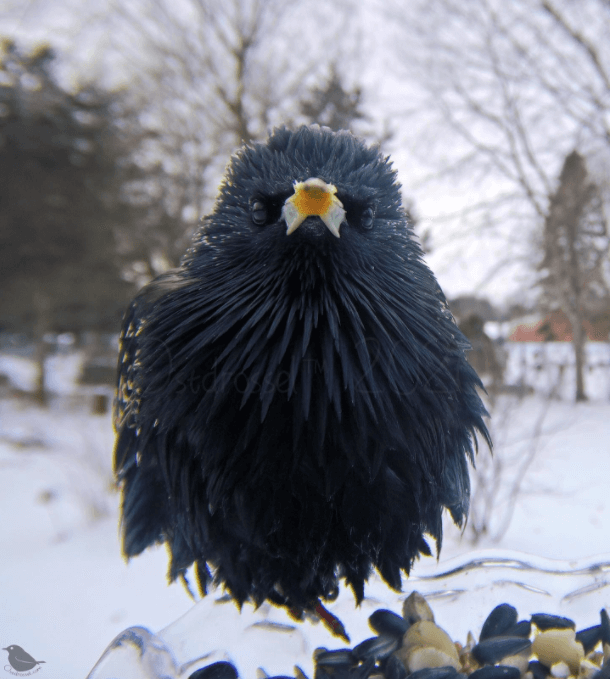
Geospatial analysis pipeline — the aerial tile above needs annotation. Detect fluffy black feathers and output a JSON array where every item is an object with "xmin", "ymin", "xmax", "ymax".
[{"xmin": 114, "ymin": 126, "xmax": 490, "ymax": 612}]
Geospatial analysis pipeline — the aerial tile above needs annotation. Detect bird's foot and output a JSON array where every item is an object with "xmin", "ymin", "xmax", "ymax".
[
  {"xmin": 288, "ymin": 599, "xmax": 350, "ymax": 642},
  {"xmin": 314, "ymin": 600, "xmax": 350, "ymax": 642}
]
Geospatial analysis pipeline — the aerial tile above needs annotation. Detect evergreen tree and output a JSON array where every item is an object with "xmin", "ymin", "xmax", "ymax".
[
  {"xmin": 298, "ymin": 65, "xmax": 366, "ymax": 132},
  {"xmin": 538, "ymin": 150, "xmax": 609, "ymax": 401},
  {"xmin": 0, "ymin": 40, "xmax": 139, "ymax": 402}
]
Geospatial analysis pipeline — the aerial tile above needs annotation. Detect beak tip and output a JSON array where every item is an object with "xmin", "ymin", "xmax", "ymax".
[{"xmin": 282, "ymin": 178, "xmax": 344, "ymax": 238}]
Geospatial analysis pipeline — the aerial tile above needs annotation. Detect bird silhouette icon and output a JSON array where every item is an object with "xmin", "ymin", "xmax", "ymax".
[{"xmin": 2, "ymin": 645, "xmax": 46, "ymax": 673}]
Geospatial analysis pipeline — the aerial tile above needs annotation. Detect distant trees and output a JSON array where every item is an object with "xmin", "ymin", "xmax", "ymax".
[
  {"xmin": 109, "ymin": 0, "xmax": 355, "ymax": 145},
  {"xmin": 389, "ymin": 0, "xmax": 610, "ymax": 400},
  {"xmin": 389, "ymin": 0, "xmax": 610, "ymax": 296},
  {"xmin": 538, "ymin": 151, "xmax": 609, "ymax": 400},
  {"xmin": 0, "ymin": 4, "xmax": 392, "ymax": 402},
  {"xmin": 0, "ymin": 40, "xmax": 141, "ymax": 402},
  {"xmin": 297, "ymin": 65, "xmax": 367, "ymax": 133},
  {"xmin": 100, "ymin": 0, "xmax": 364, "ymax": 274}
]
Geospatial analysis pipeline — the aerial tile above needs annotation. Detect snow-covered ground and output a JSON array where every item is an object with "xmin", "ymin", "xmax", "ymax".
[{"xmin": 0, "ymin": 346, "xmax": 609, "ymax": 679}]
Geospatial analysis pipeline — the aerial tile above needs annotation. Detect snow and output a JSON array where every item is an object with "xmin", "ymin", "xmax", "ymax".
[{"xmin": 1, "ymin": 347, "xmax": 609, "ymax": 679}]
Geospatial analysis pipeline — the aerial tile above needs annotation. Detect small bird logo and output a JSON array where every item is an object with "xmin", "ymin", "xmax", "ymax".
[{"xmin": 2, "ymin": 645, "xmax": 46, "ymax": 673}]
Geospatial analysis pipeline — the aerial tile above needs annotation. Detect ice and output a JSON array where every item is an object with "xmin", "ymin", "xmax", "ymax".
[
  {"xmin": 86, "ymin": 627, "xmax": 181, "ymax": 679},
  {"xmin": 83, "ymin": 549, "xmax": 610, "ymax": 679}
]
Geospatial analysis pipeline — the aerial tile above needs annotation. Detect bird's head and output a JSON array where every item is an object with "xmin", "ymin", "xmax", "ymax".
[{"xmin": 190, "ymin": 126, "xmax": 408, "ymax": 275}]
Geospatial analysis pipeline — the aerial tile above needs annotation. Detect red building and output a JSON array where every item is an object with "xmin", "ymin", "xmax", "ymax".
[{"xmin": 509, "ymin": 309, "xmax": 610, "ymax": 342}]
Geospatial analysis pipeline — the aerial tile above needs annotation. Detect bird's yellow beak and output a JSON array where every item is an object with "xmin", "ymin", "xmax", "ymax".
[{"xmin": 282, "ymin": 178, "xmax": 345, "ymax": 238}]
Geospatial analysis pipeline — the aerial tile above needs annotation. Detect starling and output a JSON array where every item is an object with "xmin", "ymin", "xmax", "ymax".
[{"xmin": 114, "ymin": 126, "xmax": 490, "ymax": 629}]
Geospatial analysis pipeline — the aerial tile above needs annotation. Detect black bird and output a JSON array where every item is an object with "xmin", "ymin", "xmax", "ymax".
[
  {"xmin": 3, "ymin": 646, "xmax": 46, "ymax": 673},
  {"xmin": 114, "ymin": 126, "xmax": 490, "ymax": 633}
]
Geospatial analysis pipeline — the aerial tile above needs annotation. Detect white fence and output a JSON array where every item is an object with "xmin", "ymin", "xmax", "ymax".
[{"xmin": 503, "ymin": 342, "xmax": 610, "ymax": 400}]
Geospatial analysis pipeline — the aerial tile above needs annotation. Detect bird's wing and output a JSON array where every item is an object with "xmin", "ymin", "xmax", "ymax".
[
  {"xmin": 113, "ymin": 271, "xmax": 192, "ymax": 559},
  {"xmin": 12, "ymin": 650, "xmax": 37, "ymax": 663},
  {"xmin": 114, "ymin": 295, "xmax": 140, "ymax": 443},
  {"xmin": 114, "ymin": 269, "xmax": 191, "ymax": 468}
]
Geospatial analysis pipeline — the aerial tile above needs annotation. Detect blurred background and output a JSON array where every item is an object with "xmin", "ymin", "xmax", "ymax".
[{"xmin": 1, "ymin": 0, "xmax": 610, "ymax": 676}]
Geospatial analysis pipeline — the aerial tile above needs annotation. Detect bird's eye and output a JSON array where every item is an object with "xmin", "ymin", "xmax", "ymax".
[
  {"xmin": 361, "ymin": 207, "xmax": 375, "ymax": 230},
  {"xmin": 250, "ymin": 200, "xmax": 268, "ymax": 226}
]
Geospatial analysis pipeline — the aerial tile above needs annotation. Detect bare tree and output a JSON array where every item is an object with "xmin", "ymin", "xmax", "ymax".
[
  {"xmin": 466, "ymin": 390, "xmax": 554, "ymax": 544},
  {"xmin": 387, "ymin": 0, "xmax": 610, "ymax": 295},
  {"xmin": 387, "ymin": 0, "xmax": 610, "ymax": 400},
  {"xmin": 464, "ymin": 356, "xmax": 584, "ymax": 545},
  {"xmin": 94, "ymin": 0, "xmax": 356, "ymax": 279}
]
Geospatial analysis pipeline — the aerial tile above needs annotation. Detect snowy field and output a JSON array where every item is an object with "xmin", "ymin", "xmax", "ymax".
[{"xmin": 0, "ymin": 345, "xmax": 609, "ymax": 679}]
